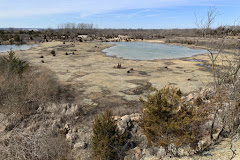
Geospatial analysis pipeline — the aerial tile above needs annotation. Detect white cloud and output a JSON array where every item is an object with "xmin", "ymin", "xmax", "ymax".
[{"xmin": 0, "ymin": 0, "xmax": 221, "ymax": 18}]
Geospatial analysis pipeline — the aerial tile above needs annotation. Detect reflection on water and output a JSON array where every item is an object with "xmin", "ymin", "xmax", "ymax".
[
  {"xmin": 103, "ymin": 42, "xmax": 208, "ymax": 60},
  {"xmin": 0, "ymin": 44, "xmax": 38, "ymax": 53}
]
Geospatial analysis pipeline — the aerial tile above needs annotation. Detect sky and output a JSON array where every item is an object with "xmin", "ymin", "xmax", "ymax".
[{"xmin": 0, "ymin": 0, "xmax": 240, "ymax": 29}]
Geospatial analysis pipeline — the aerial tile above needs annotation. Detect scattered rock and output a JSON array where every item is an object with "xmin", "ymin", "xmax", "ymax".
[
  {"xmin": 168, "ymin": 143, "xmax": 177, "ymax": 155},
  {"xmin": 74, "ymin": 141, "xmax": 88, "ymax": 149},
  {"xmin": 197, "ymin": 136, "xmax": 212, "ymax": 152},
  {"xmin": 81, "ymin": 98, "xmax": 98, "ymax": 106},
  {"xmin": 156, "ymin": 146, "xmax": 166, "ymax": 158},
  {"xmin": 117, "ymin": 115, "xmax": 133, "ymax": 132},
  {"xmin": 66, "ymin": 130, "xmax": 78, "ymax": 143},
  {"xmin": 186, "ymin": 93, "xmax": 194, "ymax": 101},
  {"xmin": 125, "ymin": 148, "xmax": 141, "ymax": 160}
]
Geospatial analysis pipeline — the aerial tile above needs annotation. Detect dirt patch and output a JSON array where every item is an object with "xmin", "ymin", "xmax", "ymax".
[
  {"xmin": 157, "ymin": 66, "xmax": 173, "ymax": 72},
  {"xmin": 126, "ymin": 79, "xmax": 149, "ymax": 85},
  {"xmin": 121, "ymin": 86, "xmax": 145, "ymax": 95},
  {"xmin": 127, "ymin": 70, "xmax": 149, "ymax": 77},
  {"xmin": 164, "ymin": 61, "xmax": 176, "ymax": 66}
]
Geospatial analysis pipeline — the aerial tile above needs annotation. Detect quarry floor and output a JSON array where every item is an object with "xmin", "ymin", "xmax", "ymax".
[{"xmin": 8, "ymin": 40, "xmax": 214, "ymax": 114}]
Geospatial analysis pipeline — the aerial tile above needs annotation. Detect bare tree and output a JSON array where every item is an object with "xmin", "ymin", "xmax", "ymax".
[
  {"xmin": 195, "ymin": 7, "xmax": 220, "ymax": 37},
  {"xmin": 195, "ymin": 7, "xmax": 240, "ymax": 141}
]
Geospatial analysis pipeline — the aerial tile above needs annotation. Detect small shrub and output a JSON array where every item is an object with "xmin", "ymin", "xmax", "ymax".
[
  {"xmin": 0, "ymin": 66, "xmax": 66, "ymax": 115},
  {"xmin": 0, "ymin": 50, "xmax": 73, "ymax": 116},
  {"xmin": 140, "ymin": 86, "xmax": 204, "ymax": 149},
  {"xmin": 0, "ymin": 49, "xmax": 29, "ymax": 76},
  {"xmin": 51, "ymin": 50, "xmax": 56, "ymax": 56},
  {"xmin": 0, "ymin": 129, "xmax": 71, "ymax": 160},
  {"xmin": 91, "ymin": 110, "xmax": 127, "ymax": 160}
]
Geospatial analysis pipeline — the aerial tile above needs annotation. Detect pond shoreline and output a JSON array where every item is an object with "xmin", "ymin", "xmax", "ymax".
[
  {"xmin": 102, "ymin": 41, "xmax": 208, "ymax": 61},
  {"xmin": 0, "ymin": 44, "xmax": 39, "ymax": 53},
  {"xmin": 143, "ymin": 38, "xmax": 237, "ymax": 54}
]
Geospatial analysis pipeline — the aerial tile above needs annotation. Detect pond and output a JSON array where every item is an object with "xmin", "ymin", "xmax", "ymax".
[
  {"xmin": 0, "ymin": 44, "xmax": 38, "ymax": 53},
  {"xmin": 103, "ymin": 42, "xmax": 208, "ymax": 60}
]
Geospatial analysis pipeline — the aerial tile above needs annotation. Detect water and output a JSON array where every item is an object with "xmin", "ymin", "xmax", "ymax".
[
  {"xmin": 103, "ymin": 42, "xmax": 208, "ymax": 60},
  {"xmin": 0, "ymin": 44, "xmax": 38, "ymax": 53}
]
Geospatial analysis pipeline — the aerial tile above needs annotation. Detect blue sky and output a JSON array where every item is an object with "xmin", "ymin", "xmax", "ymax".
[{"xmin": 0, "ymin": 0, "xmax": 239, "ymax": 29}]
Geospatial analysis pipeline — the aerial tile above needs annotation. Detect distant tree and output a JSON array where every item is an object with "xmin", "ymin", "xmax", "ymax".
[
  {"xmin": 14, "ymin": 35, "xmax": 21, "ymax": 42},
  {"xmin": 195, "ymin": 7, "xmax": 220, "ymax": 37}
]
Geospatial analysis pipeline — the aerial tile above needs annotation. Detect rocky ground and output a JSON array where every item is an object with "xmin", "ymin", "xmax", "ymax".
[{"xmin": 119, "ymin": 113, "xmax": 240, "ymax": 160}]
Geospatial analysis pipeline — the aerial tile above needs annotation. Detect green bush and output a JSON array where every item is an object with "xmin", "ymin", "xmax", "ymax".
[
  {"xmin": 140, "ymin": 86, "xmax": 203, "ymax": 148},
  {"xmin": 91, "ymin": 110, "xmax": 127, "ymax": 160},
  {"xmin": 0, "ymin": 49, "xmax": 29, "ymax": 76}
]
